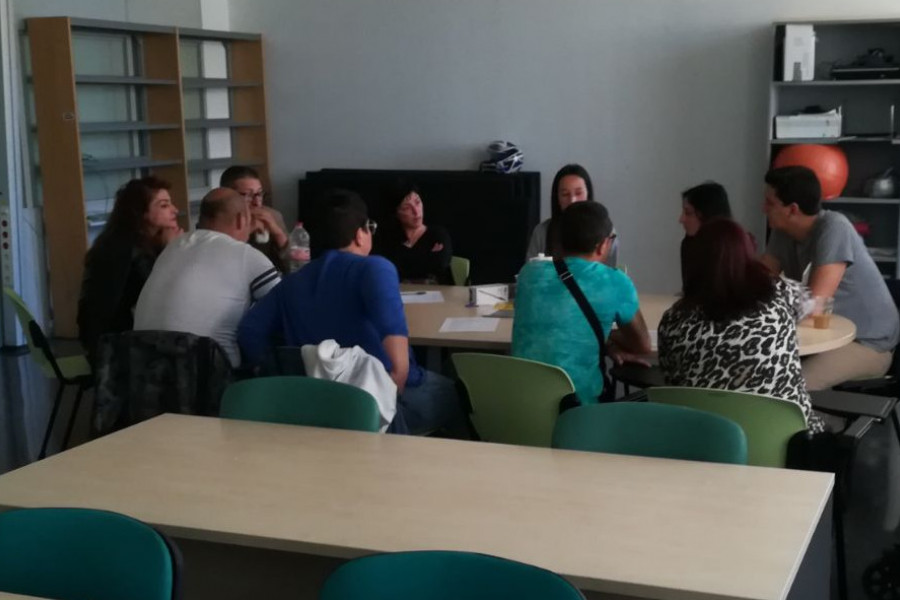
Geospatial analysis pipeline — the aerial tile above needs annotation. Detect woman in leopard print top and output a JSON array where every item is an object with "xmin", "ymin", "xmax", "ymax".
[{"xmin": 658, "ymin": 218, "xmax": 823, "ymax": 432}]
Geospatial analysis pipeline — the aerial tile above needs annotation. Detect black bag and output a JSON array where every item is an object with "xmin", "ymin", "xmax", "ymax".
[{"xmin": 553, "ymin": 258, "xmax": 616, "ymax": 404}]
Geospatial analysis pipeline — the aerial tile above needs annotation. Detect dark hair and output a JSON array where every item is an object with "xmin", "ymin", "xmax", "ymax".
[
  {"xmin": 313, "ymin": 189, "xmax": 369, "ymax": 251},
  {"xmin": 390, "ymin": 180, "xmax": 422, "ymax": 212},
  {"xmin": 97, "ymin": 176, "xmax": 172, "ymax": 251},
  {"xmin": 677, "ymin": 218, "xmax": 775, "ymax": 322},
  {"xmin": 764, "ymin": 166, "xmax": 821, "ymax": 216},
  {"xmin": 220, "ymin": 165, "xmax": 261, "ymax": 189},
  {"xmin": 682, "ymin": 181, "xmax": 731, "ymax": 222},
  {"xmin": 550, "ymin": 164, "xmax": 595, "ymax": 219},
  {"xmin": 560, "ymin": 202, "xmax": 613, "ymax": 255}
]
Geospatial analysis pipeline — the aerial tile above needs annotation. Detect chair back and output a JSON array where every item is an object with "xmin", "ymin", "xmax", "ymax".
[
  {"xmin": 647, "ymin": 386, "xmax": 808, "ymax": 467},
  {"xmin": 221, "ymin": 376, "xmax": 381, "ymax": 432},
  {"xmin": 92, "ymin": 330, "xmax": 233, "ymax": 437},
  {"xmin": 320, "ymin": 550, "xmax": 585, "ymax": 600},
  {"xmin": 452, "ymin": 353, "xmax": 575, "ymax": 447},
  {"xmin": 552, "ymin": 402, "xmax": 747, "ymax": 465},
  {"xmin": 2, "ymin": 286, "xmax": 55, "ymax": 377},
  {"xmin": 450, "ymin": 256, "xmax": 470, "ymax": 286},
  {"xmin": 0, "ymin": 507, "xmax": 180, "ymax": 600}
]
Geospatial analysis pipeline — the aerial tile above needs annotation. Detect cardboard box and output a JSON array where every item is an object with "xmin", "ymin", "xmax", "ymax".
[
  {"xmin": 783, "ymin": 24, "xmax": 815, "ymax": 82},
  {"xmin": 775, "ymin": 111, "xmax": 841, "ymax": 139}
]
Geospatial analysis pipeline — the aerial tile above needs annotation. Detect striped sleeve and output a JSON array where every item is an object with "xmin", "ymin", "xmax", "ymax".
[{"xmin": 246, "ymin": 247, "xmax": 281, "ymax": 301}]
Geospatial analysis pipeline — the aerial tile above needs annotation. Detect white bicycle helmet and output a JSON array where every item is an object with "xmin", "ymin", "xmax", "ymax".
[{"xmin": 481, "ymin": 141, "xmax": 524, "ymax": 174}]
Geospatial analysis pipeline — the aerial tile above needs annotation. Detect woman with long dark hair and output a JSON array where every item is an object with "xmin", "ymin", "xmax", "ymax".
[
  {"xmin": 678, "ymin": 181, "xmax": 733, "ymax": 284},
  {"xmin": 658, "ymin": 218, "xmax": 823, "ymax": 431},
  {"xmin": 375, "ymin": 182, "xmax": 453, "ymax": 284},
  {"xmin": 526, "ymin": 164, "xmax": 617, "ymax": 267},
  {"xmin": 78, "ymin": 176, "xmax": 181, "ymax": 360}
]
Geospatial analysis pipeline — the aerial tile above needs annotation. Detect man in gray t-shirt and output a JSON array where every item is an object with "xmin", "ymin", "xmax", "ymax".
[{"xmin": 761, "ymin": 166, "xmax": 899, "ymax": 390}]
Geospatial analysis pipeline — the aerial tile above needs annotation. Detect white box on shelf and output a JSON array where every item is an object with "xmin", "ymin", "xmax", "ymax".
[
  {"xmin": 775, "ymin": 111, "xmax": 841, "ymax": 139},
  {"xmin": 468, "ymin": 284, "xmax": 509, "ymax": 306},
  {"xmin": 783, "ymin": 24, "xmax": 815, "ymax": 82}
]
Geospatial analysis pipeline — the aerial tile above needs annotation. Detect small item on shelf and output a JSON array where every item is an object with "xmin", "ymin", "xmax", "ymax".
[
  {"xmin": 831, "ymin": 48, "xmax": 900, "ymax": 80},
  {"xmin": 782, "ymin": 24, "xmax": 815, "ymax": 82},
  {"xmin": 836, "ymin": 210, "xmax": 870, "ymax": 237},
  {"xmin": 774, "ymin": 107, "xmax": 841, "ymax": 139},
  {"xmin": 863, "ymin": 168, "xmax": 897, "ymax": 199}
]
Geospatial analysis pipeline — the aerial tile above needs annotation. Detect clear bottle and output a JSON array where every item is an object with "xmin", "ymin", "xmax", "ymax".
[{"xmin": 288, "ymin": 222, "xmax": 311, "ymax": 272}]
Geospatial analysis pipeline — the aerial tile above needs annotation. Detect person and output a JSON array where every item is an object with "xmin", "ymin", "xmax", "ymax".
[
  {"xmin": 525, "ymin": 164, "xmax": 618, "ymax": 267},
  {"xmin": 658, "ymin": 218, "xmax": 824, "ymax": 431},
  {"xmin": 513, "ymin": 201, "xmax": 650, "ymax": 404},
  {"xmin": 761, "ymin": 166, "xmax": 900, "ymax": 390},
  {"xmin": 237, "ymin": 189, "xmax": 466, "ymax": 435},
  {"xmin": 133, "ymin": 188, "xmax": 281, "ymax": 367},
  {"xmin": 77, "ymin": 176, "xmax": 181, "ymax": 362},
  {"xmin": 221, "ymin": 166, "xmax": 290, "ymax": 272},
  {"xmin": 375, "ymin": 183, "xmax": 453, "ymax": 284},
  {"xmin": 678, "ymin": 181, "xmax": 732, "ymax": 282}
]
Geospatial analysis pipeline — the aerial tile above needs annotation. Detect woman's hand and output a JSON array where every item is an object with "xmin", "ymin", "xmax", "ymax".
[
  {"xmin": 251, "ymin": 207, "xmax": 288, "ymax": 248},
  {"xmin": 159, "ymin": 224, "xmax": 184, "ymax": 246},
  {"xmin": 431, "ymin": 242, "xmax": 444, "ymax": 253}
]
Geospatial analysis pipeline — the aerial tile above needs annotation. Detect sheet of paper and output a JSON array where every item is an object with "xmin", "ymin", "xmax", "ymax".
[
  {"xmin": 439, "ymin": 317, "xmax": 500, "ymax": 333},
  {"xmin": 400, "ymin": 291, "xmax": 445, "ymax": 304}
]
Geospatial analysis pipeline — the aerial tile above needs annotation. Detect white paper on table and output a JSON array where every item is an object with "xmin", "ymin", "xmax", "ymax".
[
  {"xmin": 649, "ymin": 329, "xmax": 658, "ymax": 348},
  {"xmin": 400, "ymin": 291, "xmax": 445, "ymax": 304},
  {"xmin": 439, "ymin": 317, "xmax": 500, "ymax": 333}
]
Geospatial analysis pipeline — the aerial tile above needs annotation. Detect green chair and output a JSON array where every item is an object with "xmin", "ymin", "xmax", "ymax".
[
  {"xmin": 220, "ymin": 376, "xmax": 381, "ymax": 432},
  {"xmin": 0, "ymin": 507, "xmax": 181, "ymax": 600},
  {"xmin": 452, "ymin": 353, "xmax": 575, "ymax": 447},
  {"xmin": 551, "ymin": 402, "xmax": 747, "ymax": 465},
  {"xmin": 319, "ymin": 550, "xmax": 585, "ymax": 600},
  {"xmin": 2, "ymin": 287, "xmax": 93, "ymax": 458},
  {"xmin": 646, "ymin": 386, "xmax": 808, "ymax": 467},
  {"xmin": 450, "ymin": 256, "xmax": 470, "ymax": 286}
]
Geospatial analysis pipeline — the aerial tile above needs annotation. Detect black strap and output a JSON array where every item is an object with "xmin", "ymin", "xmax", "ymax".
[{"xmin": 553, "ymin": 258, "xmax": 615, "ymax": 402}]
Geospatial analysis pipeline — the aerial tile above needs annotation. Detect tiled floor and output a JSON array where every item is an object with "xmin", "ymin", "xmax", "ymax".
[{"xmin": 0, "ymin": 346, "xmax": 896, "ymax": 599}]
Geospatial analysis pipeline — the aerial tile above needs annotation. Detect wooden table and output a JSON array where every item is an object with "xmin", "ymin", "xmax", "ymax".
[
  {"xmin": 403, "ymin": 284, "xmax": 857, "ymax": 356},
  {"xmin": 0, "ymin": 414, "xmax": 833, "ymax": 600}
]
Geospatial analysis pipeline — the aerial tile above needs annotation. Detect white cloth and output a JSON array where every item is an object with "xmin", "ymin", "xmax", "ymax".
[
  {"xmin": 134, "ymin": 229, "xmax": 280, "ymax": 366},
  {"xmin": 301, "ymin": 340, "xmax": 397, "ymax": 432}
]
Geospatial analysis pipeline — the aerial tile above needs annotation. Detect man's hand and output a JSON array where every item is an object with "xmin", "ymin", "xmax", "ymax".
[
  {"xmin": 251, "ymin": 207, "xmax": 288, "ymax": 248},
  {"xmin": 607, "ymin": 340, "xmax": 651, "ymax": 367}
]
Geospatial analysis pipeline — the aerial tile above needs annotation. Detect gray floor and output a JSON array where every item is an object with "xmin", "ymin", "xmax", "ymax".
[{"xmin": 0, "ymin": 346, "xmax": 896, "ymax": 600}]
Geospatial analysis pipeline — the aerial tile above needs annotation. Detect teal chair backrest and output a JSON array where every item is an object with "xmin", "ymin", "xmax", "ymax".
[
  {"xmin": 320, "ymin": 550, "xmax": 585, "ymax": 600},
  {"xmin": 452, "ymin": 353, "xmax": 575, "ymax": 447},
  {"xmin": 647, "ymin": 387, "xmax": 808, "ymax": 467},
  {"xmin": 450, "ymin": 256, "xmax": 470, "ymax": 286},
  {"xmin": 220, "ymin": 376, "xmax": 381, "ymax": 432},
  {"xmin": 2, "ymin": 286, "xmax": 53, "ymax": 377},
  {"xmin": 552, "ymin": 402, "xmax": 747, "ymax": 465},
  {"xmin": 0, "ymin": 507, "xmax": 178, "ymax": 600}
]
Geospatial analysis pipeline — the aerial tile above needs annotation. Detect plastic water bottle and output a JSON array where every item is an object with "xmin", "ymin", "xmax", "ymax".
[{"xmin": 288, "ymin": 222, "xmax": 311, "ymax": 272}]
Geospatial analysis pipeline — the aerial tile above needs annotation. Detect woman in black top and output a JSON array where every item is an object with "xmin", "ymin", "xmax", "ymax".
[
  {"xmin": 77, "ymin": 176, "xmax": 181, "ymax": 362},
  {"xmin": 378, "ymin": 183, "xmax": 453, "ymax": 284}
]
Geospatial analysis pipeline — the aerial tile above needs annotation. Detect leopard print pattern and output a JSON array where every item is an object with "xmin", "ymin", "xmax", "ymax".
[{"xmin": 659, "ymin": 277, "xmax": 824, "ymax": 432}]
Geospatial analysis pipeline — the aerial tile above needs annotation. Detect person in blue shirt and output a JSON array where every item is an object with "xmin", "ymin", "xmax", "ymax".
[
  {"xmin": 513, "ymin": 202, "xmax": 651, "ymax": 403},
  {"xmin": 238, "ymin": 189, "xmax": 465, "ymax": 435}
]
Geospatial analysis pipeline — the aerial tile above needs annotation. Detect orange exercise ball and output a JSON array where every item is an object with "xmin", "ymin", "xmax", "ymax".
[{"xmin": 772, "ymin": 144, "xmax": 849, "ymax": 200}]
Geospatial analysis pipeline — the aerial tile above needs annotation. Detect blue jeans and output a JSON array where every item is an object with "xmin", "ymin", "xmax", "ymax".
[{"xmin": 389, "ymin": 370, "xmax": 467, "ymax": 436}]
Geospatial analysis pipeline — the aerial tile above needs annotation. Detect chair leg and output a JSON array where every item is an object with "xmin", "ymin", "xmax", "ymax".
[
  {"xmin": 38, "ymin": 381, "xmax": 66, "ymax": 459},
  {"xmin": 61, "ymin": 384, "xmax": 86, "ymax": 453}
]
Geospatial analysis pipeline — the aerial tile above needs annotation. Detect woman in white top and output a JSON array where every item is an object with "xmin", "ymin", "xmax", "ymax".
[{"xmin": 526, "ymin": 164, "xmax": 618, "ymax": 266}]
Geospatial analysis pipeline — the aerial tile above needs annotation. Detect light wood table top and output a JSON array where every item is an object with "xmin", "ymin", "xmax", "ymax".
[
  {"xmin": 402, "ymin": 284, "xmax": 857, "ymax": 356},
  {"xmin": 0, "ymin": 595, "xmax": 51, "ymax": 600},
  {"xmin": 0, "ymin": 414, "xmax": 833, "ymax": 600}
]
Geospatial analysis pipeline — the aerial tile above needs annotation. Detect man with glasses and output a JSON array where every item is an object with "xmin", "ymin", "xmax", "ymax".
[
  {"xmin": 221, "ymin": 165, "xmax": 290, "ymax": 272},
  {"xmin": 238, "ymin": 189, "xmax": 466, "ymax": 435}
]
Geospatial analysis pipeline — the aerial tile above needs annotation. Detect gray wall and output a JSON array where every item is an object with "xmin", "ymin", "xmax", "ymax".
[
  {"xmin": 229, "ymin": 0, "xmax": 900, "ymax": 292},
  {"xmin": 12, "ymin": 0, "xmax": 202, "ymax": 27}
]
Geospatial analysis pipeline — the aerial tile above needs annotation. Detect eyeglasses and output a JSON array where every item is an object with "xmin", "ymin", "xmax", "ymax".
[{"xmin": 366, "ymin": 219, "xmax": 378, "ymax": 234}]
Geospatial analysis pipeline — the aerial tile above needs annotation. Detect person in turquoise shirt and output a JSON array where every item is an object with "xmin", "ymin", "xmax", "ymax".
[{"xmin": 512, "ymin": 202, "xmax": 651, "ymax": 403}]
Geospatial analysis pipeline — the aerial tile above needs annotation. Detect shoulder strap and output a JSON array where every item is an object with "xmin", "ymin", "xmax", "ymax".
[{"xmin": 553, "ymin": 258, "xmax": 608, "ymax": 358}]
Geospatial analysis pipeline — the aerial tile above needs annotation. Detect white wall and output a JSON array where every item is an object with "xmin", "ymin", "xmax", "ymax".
[
  {"xmin": 229, "ymin": 0, "xmax": 900, "ymax": 292},
  {"xmin": 12, "ymin": 0, "xmax": 202, "ymax": 27}
]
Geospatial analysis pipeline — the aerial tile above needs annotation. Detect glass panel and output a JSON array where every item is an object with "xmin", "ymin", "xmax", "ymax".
[
  {"xmin": 76, "ymin": 86, "xmax": 134, "ymax": 122},
  {"xmin": 83, "ymin": 171, "xmax": 137, "ymax": 204},
  {"xmin": 188, "ymin": 170, "xmax": 207, "ymax": 189},
  {"xmin": 80, "ymin": 132, "xmax": 137, "ymax": 161},
  {"xmin": 182, "ymin": 89, "xmax": 203, "ymax": 120},
  {"xmin": 180, "ymin": 39, "xmax": 201, "ymax": 78},
  {"xmin": 186, "ymin": 130, "xmax": 206, "ymax": 160},
  {"xmin": 72, "ymin": 32, "xmax": 131, "ymax": 76}
]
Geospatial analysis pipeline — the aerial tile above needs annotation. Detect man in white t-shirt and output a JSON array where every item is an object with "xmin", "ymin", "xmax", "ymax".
[{"xmin": 134, "ymin": 187, "xmax": 280, "ymax": 366}]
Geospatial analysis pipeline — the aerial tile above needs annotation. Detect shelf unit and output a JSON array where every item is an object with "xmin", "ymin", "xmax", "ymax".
[
  {"xmin": 26, "ymin": 17, "xmax": 270, "ymax": 337},
  {"xmin": 769, "ymin": 20, "xmax": 900, "ymax": 281}
]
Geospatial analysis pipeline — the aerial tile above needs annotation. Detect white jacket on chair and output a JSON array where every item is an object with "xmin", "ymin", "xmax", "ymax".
[{"xmin": 301, "ymin": 340, "xmax": 397, "ymax": 432}]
